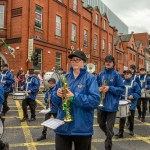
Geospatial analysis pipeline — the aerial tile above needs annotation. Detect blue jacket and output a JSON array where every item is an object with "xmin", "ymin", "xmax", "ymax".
[
  {"xmin": 24, "ymin": 75, "xmax": 40, "ymax": 100},
  {"xmin": 0, "ymin": 83, "xmax": 4, "ymax": 113},
  {"xmin": 131, "ymin": 73, "xmax": 141, "ymax": 88},
  {"xmin": 139, "ymin": 74, "xmax": 148, "ymax": 89},
  {"xmin": 97, "ymin": 68, "xmax": 125, "ymax": 112},
  {"xmin": 51, "ymin": 66, "xmax": 100, "ymax": 136},
  {"xmin": 0, "ymin": 70, "xmax": 14, "ymax": 93},
  {"xmin": 44, "ymin": 87, "xmax": 58, "ymax": 113},
  {"xmin": 121, "ymin": 78, "xmax": 141, "ymax": 110},
  {"xmin": 146, "ymin": 76, "xmax": 150, "ymax": 90}
]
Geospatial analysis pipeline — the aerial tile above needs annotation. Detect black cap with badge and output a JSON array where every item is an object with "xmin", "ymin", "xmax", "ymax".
[
  {"xmin": 2, "ymin": 63, "xmax": 8, "ymax": 67},
  {"xmin": 68, "ymin": 50, "xmax": 87, "ymax": 62},
  {"xmin": 124, "ymin": 70, "xmax": 132, "ymax": 74},
  {"xmin": 104, "ymin": 55, "xmax": 115, "ymax": 64}
]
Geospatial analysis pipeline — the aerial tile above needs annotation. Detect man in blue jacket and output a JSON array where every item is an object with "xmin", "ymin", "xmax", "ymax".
[
  {"xmin": 51, "ymin": 50, "xmax": 100, "ymax": 150},
  {"xmin": 0, "ymin": 82, "xmax": 4, "ymax": 113},
  {"xmin": 137, "ymin": 68, "xmax": 150, "ymax": 122},
  {"xmin": 115, "ymin": 70, "xmax": 141, "ymax": 138},
  {"xmin": 129, "ymin": 64, "xmax": 141, "ymax": 88},
  {"xmin": 0, "ymin": 63, "xmax": 14, "ymax": 115},
  {"xmin": 97, "ymin": 55, "xmax": 125, "ymax": 150},
  {"xmin": 37, "ymin": 78, "xmax": 57, "ymax": 141},
  {"xmin": 20, "ymin": 69, "xmax": 40, "ymax": 122}
]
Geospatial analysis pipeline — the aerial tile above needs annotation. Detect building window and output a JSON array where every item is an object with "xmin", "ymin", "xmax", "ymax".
[
  {"xmin": 102, "ymin": 39, "xmax": 105, "ymax": 52},
  {"xmin": 0, "ymin": 5, "xmax": 4, "ymax": 28},
  {"xmin": 56, "ymin": 52, "xmax": 62, "ymax": 69},
  {"xmin": 84, "ymin": 30, "xmax": 88, "ymax": 47},
  {"xmin": 94, "ymin": 35, "xmax": 98, "ymax": 50},
  {"xmin": 33, "ymin": 48, "xmax": 42, "ymax": 71},
  {"xmin": 12, "ymin": 8, "xmax": 22, "ymax": 17},
  {"xmin": 71, "ymin": 24, "xmax": 77, "ymax": 42},
  {"xmin": 73, "ymin": 0, "xmax": 77, "ymax": 11},
  {"xmin": 56, "ymin": 15, "xmax": 62, "ymax": 36},
  {"xmin": 35, "ymin": 6, "xmax": 42, "ymax": 29},
  {"xmin": 95, "ymin": 14, "xmax": 98, "ymax": 25},
  {"xmin": 104, "ymin": 19, "xmax": 106, "ymax": 30},
  {"xmin": 133, "ymin": 55, "xmax": 135, "ymax": 61}
]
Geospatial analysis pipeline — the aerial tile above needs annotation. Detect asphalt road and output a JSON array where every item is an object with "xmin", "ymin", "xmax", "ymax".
[{"xmin": 1, "ymin": 94, "xmax": 150, "ymax": 150}]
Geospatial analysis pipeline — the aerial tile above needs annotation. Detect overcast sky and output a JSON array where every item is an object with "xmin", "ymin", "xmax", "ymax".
[{"xmin": 103, "ymin": 0, "xmax": 150, "ymax": 34}]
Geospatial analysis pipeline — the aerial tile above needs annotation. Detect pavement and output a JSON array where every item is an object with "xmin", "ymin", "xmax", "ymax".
[{"xmin": 1, "ymin": 94, "xmax": 150, "ymax": 150}]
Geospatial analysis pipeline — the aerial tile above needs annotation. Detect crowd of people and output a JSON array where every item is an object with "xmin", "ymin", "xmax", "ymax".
[{"xmin": 0, "ymin": 50, "xmax": 150, "ymax": 150}]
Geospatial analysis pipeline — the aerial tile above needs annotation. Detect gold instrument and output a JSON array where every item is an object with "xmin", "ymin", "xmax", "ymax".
[
  {"xmin": 99, "ymin": 80, "xmax": 107, "ymax": 107},
  {"xmin": 60, "ymin": 76, "xmax": 73, "ymax": 122}
]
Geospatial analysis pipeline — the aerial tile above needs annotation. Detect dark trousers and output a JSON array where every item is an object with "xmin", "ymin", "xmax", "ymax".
[
  {"xmin": 137, "ymin": 98, "xmax": 148, "ymax": 118},
  {"xmin": 22, "ymin": 98, "xmax": 36, "ymax": 118},
  {"xmin": 119, "ymin": 110, "xmax": 135, "ymax": 133},
  {"xmin": 42, "ymin": 113, "xmax": 57, "ymax": 136},
  {"xmin": 97, "ymin": 110, "xmax": 116, "ymax": 148},
  {"xmin": 2, "ymin": 93, "xmax": 9, "ymax": 113},
  {"xmin": 55, "ymin": 134, "xmax": 92, "ymax": 150}
]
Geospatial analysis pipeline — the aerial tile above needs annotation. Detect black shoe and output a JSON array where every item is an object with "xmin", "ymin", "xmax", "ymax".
[
  {"xmin": 37, "ymin": 135, "xmax": 46, "ymax": 141},
  {"xmin": 138, "ymin": 116, "xmax": 141, "ymax": 120},
  {"xmin": 28, "ymin": 118, "xmax": 36, "ymax": 121},
  {"xmin": 129, "ymin": 131, "xmax": 134, "ymax": 136},
  {"xmin": 3, "ymin": 142, "xmax": 9, "ymax": 150},
  {"xmin": 20, "ymin": 117, "xmax": 28, "ymax": 122},
  {"xmin": 141, "ymin": 118, "xmax": 145, "ymax": 122},
  {"xmin": 115, "ymin": 132, "xmax": 123, "ymax": 138},
  {"xmin": 105, "ymin": 146, "xmax": 112, "ymax": 150},
  {"xmin": 2, "ymin": 107, "xmax": 10, "ymax": 115}
]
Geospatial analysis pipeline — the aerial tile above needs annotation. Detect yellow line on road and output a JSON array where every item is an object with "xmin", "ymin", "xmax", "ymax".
[
  {"xmin": 5, "ymin": 126, "xmax": 42, "ymax": 129},
  {"xmin": 36, "ymin": 99, "xmax": 45, "ymax": 108},
  {"xmin": 15, "ymin": 100, "xmax": 37, "ymax": 150}
]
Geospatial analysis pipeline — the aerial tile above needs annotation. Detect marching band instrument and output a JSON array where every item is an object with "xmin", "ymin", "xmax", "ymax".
[
  {"xmin": 60, "ymin": 76, "xmax": 72, "ymax": 122},
  {"xmin": 87, "ymin": 63, "xmax": 95, "ymax": 73},
  {"xmin": 13, "ymin": 92, "xmax": 26, "ymax": 100},
  {"xmin": 99, "ymin": 80, "xmax": 107, "ymax": 107},
  {"xmin": 116, "ymin": 100, "xmax": 131, "ymax": 118}
]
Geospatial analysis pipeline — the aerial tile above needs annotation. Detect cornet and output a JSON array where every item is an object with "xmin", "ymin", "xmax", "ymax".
[
  {"xmin": 99, "ymin": 80, "xmax": 107, "ymax": 107},
  {"xmin": 60, "ymin": 76, "xmax": 73, "ymax": 122}
]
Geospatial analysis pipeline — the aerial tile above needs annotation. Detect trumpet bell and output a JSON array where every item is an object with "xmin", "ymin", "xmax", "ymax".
[{"xmin": 87, "ymin": 63, "xmax": 96, "ymax": 73}]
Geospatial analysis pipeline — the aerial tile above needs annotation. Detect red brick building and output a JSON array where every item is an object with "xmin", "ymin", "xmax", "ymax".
[{"xmin": 0, "ymin": 0, "xmax": 114, "ymax": 74}]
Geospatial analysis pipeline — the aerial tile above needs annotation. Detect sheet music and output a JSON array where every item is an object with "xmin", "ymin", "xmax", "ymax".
[
  {"xmin": 39, "ymin": 109, "xmax": 50, "ymax": 114},
  {"xmin": 41, "ymin": 118, "xmax": 65, "ymax": 129}
]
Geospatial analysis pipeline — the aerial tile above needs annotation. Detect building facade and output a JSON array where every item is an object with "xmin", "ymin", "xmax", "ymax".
[{"xmin": 0, "ymin": 0, "xmax": 114, "ymax": 74}]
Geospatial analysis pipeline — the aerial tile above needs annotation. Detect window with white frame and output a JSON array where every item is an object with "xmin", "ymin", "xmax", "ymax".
[
  {"xmin": 34, "ymin": 48, "xmax": 42, "ymax": 71},
  {"xmin": 73, "ymin": 0, "xmax": 77, "ymax": 11},
  {"xmin": 84, "ymin": 29, "xmax": 88, "ymax": 47},
  {"xmin": 104, "ymin": 19, "xmax": 106, "ymax": 30},
  {"xmin": 56, "ymin": 15, "xmax": 62, "ymax": 36},
  {"xmin": 56, "ymin": 52, "xmax": 62, "ymax": 69},
  {"xmin": 95, "ymin": 14, "xmax": 98, "ymax": 25},
  {"xmin": 102, "ymin": 39, "xmax": 105, "ymax": 52},
  {"xmin": 71, "ymin": 24, "xmax": 77, "ymax": 42},
  {"xmin": 94, "ymin": 35, "xmax": 98, "ymax": 50},
  {"xmin": 35, "ymin": 6, "xmax": 42, "ymax": 29},
  {"xmin": 0, "ymin": 5, "xmax": 4, "ymax": 28}
]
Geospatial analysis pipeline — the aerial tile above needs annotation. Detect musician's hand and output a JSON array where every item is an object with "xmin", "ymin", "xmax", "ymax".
[
  {"xmin": 57, "ymin": 88, "xmax": 63, "ymax": 97},
  {"xmin": 66, "ymin": 88, "xmax": 74, "ymax": 98},
  {"xmin": 2, "ymin": 80, "xmax": 6, "ymax": 84},
  {"xmin": 129, "ymin": 95, "xmax": 134, "ymax": 99},
  {"xmin": 145, "ymin": 85, "xmax": 148, "ymax": 89},
  {"xmin": 28, "ymin": 90, "xmax": 31, "ymax": 94},
  {"xmin": 20, "ymin": 86, "xmax": 24, "ymax": 90},
  {"xmin": 99, "ymin": 87, "xmax": 104, "ymax": 92},
  {"xmin": 103, "ymin": 86, "xmax": 109, "ymax": 92},
  {"xmin": 47, "ymin": 98, "xmax": 50, "ymax": 103}
]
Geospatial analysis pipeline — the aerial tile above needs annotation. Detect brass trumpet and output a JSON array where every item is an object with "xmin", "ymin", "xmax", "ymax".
[
  {"xmin": 60, "ymin": 76, "xmax": 73, "ymax": 122},
  {"xmin": 99, "ymin": 80, "xmax": 107, "ymax": 107}
]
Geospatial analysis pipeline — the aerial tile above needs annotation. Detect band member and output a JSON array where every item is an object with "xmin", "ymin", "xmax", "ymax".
[
  {"xmin": 20, "ymin": 69, "xmax": 40, "ymax": 122},
  {"xmin": 129, "ymin": 64, "xmax": 141, "ymax": 88},
  {"xmin": 0, "ymin": 63, "xmax": 14, "ymax": 115},
  {"xmin": 0, "ymin": 82, "xmax": 4, "ymax": 114},
  {"xmin": 51, "ymin": 50, "xmax": 100, "ymax": 150},
  {"xmin": 115, "ymin": 70, "xmax": 141, "ymax": 138},
  {"xmin": 37, "ymin": 78, "xmax": 57, "ymax": 141},
  {"xmin": 137, "ymin": 68, "xmax": 150, "ymax": 122},
  {"xmin": 97, "ymin": 55, "xmax": 125, "ymax": 150}
]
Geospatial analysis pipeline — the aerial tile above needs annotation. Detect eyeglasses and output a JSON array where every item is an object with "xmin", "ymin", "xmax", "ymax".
[{"xmin": 70, "ymin": 58, "xmax": 81, "ymax": 63}]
